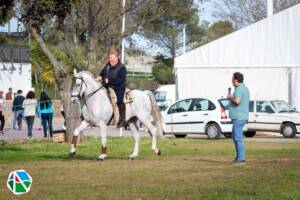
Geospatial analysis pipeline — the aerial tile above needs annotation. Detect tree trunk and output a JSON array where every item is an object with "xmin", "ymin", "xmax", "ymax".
[
  {"xmin": 87, "ymin": 0, "xmax": 100, "ymax": 75},
  {"xmin": 30, "ymin": 27, "xmax": 81, "ymax": 142}
]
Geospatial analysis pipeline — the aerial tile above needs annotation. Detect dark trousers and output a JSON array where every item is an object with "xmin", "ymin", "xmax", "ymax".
[
  {"xmin": 114, "ymin": 88, "xmax": 125, "ymax": 105},
  {"xmin": 41, "ymin": 113, "xmax": 53, "ymax": 137},
  {"xmin": 61, "ymin": 110, "xmax": 66, "ymax": 126},
  {"xmin": 0, "ymin": 115, "xmax": 5, "ymax": 131},
  {"xmin": 25, "ymin": 116, "xmax": 35, "ymax": 137}
]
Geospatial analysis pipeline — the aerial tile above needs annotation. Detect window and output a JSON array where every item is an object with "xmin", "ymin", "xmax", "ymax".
[
  {"xmin": 191, "ymin": 99, "xmax": 216, "ymax": 111},
  {"xmin": 168, "ymin": 99, "xmax": 193, "ymax": 114},
  {"xmin": 154, "ymin": 91, "xmax": 166, "ymax": 102},
  {"xmin": 256, "ymin": 101, "xmax": 274, "ymax": 113},
  {"xmin": 249, "ymin": 101, "xmax": 254, "ymax": 112},
  {"xmin": 270, "ymin": 100, "xmax": 297, "ymax": 113},
  {"xmin": 218, "ymin": 99, "xmax": 230, "ymax": 110}
]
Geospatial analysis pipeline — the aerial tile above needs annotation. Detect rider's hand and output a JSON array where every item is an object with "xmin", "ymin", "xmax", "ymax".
[{"xmin": 95, "ymin": 76, "xmax": 103, "ymax": 82}]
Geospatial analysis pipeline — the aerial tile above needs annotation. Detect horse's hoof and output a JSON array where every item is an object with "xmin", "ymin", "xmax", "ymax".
[
  {"xmin": 128, "ymin": 156, "xmax": 135, "ymax": 160},
  {"xmin": 70, "ymin": 151, "xmax": 76, "ymax": 158},
  {"xmin": 96, "ymin": 155, "xmax": 107, "ymax": 161},
  {"xmin": 96, "ymin": 157, "xmax": 105, "ymax": 161},
  {"xmin": 156, "ymin": 149, "xmax": 161, "ymax": 156}
]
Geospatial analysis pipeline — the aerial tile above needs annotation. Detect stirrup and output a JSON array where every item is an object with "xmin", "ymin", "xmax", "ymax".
[{"xmin": 117, "ymin": 120, "xmax": 125, "ymax": 128}]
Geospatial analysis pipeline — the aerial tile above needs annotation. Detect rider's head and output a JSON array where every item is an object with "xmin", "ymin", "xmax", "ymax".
[{"xmin": 108, "ymin": 49, "xmax": 119, "ymax": 66}]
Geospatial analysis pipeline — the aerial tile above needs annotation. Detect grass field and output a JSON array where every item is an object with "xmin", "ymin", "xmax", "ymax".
[{"xmin": 0, "ymin": 137, "xmax": 300, "ymax": 200}]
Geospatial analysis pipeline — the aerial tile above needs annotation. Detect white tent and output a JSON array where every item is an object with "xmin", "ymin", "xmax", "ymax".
[
  {"xmin": 174, "ymin": 4, "xmax": 300, "ymax": 110},
  {"xmin": 0, "ymin": 45, "xmax": 32, "ymax": 97},
  {"xmin": 0, "ymin": 63, "xmax": 32, "ymax": 95}
]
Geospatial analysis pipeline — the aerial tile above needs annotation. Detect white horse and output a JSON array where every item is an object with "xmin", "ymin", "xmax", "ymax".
[{"xmin": 70, "ymin": 69, "xmax": 163, "ymax": 160}]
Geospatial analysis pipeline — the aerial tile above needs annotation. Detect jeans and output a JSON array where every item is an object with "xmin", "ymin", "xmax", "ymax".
[
  {"xmin": 25, "ymin": 116, "xmax": 35, "ymax": 137},
  {"xmin": 0, "ymin": 114, "xmax": 5, "ymax": 131},
  {"xmin": 13, "ymin": 110, "xmax": 24, "ymax": 129},
  {"xmin": 41, "ymin": 113, "xmax": 53, "ymax": 137},
  {"xmin": 232, "ymin": 119, "xmax": 247, "ymax": 161}
]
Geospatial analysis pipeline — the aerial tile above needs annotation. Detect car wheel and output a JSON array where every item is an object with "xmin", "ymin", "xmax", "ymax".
[
  {"xmin": 206, "ymin": 123, "xmax": 222, "ymax": 139},
  {"xmin": 223, "ymin": 133, "xmax": 231, "ymax": 138},
  {"xmin": 244, "ymin": 131, "xmax": 256, "ymax": 137},
  {"xmin": 174, "ymin": 134, "xmax": 187, "ymax": 138},
  {"xmin": 281, "ymin": 123, "xmax": 296, "ymax": 138}
]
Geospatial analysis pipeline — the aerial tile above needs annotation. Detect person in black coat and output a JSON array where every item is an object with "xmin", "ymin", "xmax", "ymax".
[
  {"xmin": 0, "ymin": 103, "xmax": 5, "ymax": 134},
  {"xmin": 96, "ymin": 49, "xmax": 127, "ymax": 128},
  {"xmin": 12, "ymin": 90, "xmax": 25, "ymax": 129}
]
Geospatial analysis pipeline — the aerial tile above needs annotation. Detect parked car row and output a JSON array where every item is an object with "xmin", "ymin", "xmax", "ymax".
[
  {"xmin": 159, "ymin": 97, "xmax": 300, "ymax": 139},
  {"xmin": 161, "ymin": 98, "xmax": 231, "ymax": 139}
]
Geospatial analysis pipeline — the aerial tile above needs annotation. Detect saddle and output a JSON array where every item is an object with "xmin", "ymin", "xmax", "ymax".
[{"xmin": 108, "ymin": 88, "xmax": 134, "ymax": 125}]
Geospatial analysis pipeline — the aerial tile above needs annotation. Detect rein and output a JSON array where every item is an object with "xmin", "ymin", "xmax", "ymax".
[{"xmin": 72, "ymin": 76, "xmax": 105, "ymax": 104}]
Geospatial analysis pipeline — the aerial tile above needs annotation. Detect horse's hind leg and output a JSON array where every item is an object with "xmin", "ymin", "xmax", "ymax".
[
  {"xmin": 128, "ymin": 121, "xmax": 140, "ymax": 160},
  {"xmin": 139, "ymin": 118, "xmax": 161, "ymax": 156},
  {"xmin": 97, "ymin": 120, "xmax": 108, "ymax": 161},
  {"xmin": 70, "ymin": 120, "xmax": 89, "ymax": 157}
]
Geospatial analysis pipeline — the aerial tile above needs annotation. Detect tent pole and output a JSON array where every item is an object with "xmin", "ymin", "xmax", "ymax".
[
  {"xmin": 288, "ymin": 67, "xmax": 292, "ymax": 104},
  {"xmin": 175, "ymin": 68, "xmax": 179, "ymax": 101}
]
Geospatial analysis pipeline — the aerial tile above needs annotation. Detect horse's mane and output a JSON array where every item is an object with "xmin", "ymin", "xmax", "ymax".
[{"xmin": 80, "ymin": 71, "xmax": 95, "ymax": 78}]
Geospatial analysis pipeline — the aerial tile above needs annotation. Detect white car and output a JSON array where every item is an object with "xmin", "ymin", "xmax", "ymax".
[
  {"xmin": 219, "ymin": 99, "xmax": 300, "ymax": 138},
  {"xmin": 161, "ymin": 98, "xmax": 232, "ymax": 139}
]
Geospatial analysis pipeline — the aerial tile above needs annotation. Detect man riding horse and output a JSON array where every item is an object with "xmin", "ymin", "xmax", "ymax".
[{"xmin": 95, "ymin": 49, "xmax": 127, "ymax": 128}]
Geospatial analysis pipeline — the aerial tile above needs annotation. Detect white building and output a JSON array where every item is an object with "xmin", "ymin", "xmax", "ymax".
[
  {"xmin": 174, "ymin": 3, "xmax": 300, "ymax": 110},
  {"xmin": 125, "ymin": 55, "xmax": 155, "ymax": 73},
  {"xmin": 0, "ymin": 45, "xmax": 32, "ymax": 96}
]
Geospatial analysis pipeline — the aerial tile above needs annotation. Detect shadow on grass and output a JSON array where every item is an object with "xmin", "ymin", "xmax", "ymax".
[
  {"xmin": 40, "ymin": 154, "xmax": 137, "ymax": 161},
  {"xmin": 183, "ymin": 158, "xmax": 228, "ymax": 164},
  {"xmin": 0, "ymin": 146, "xmax": 29, "ymax": 152}
]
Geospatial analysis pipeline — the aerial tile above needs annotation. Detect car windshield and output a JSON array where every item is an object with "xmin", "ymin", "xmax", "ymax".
[
  {"xmin": 154, "ymin": 91, "xmax": 166, "ymax": 102},
  {"xmin": 270, "ymin": 100, "xmax": 297, "ymax": 113}
]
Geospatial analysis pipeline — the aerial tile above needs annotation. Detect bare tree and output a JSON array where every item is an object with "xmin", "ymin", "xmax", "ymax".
[{"xmin": 211, "ymin": 0, "xmax": 299, "ymax": 29}]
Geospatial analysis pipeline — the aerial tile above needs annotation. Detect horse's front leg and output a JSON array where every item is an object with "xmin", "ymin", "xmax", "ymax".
[
  {"xmin": 70, "ymin": 120, "xmax": 89, "ymax": 157},
  {"xmin": 128, "ymin": 122, "xmax": 140, "ymax": 160},
  {"xmin": 97, "ymin": 120, "xmax": 108, "ymax": 161}
]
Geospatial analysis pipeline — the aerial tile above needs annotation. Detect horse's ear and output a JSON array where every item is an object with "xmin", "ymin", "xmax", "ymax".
[{"xmin": 73, "ymin": 68, "xmax": 78, "ymax": 76}]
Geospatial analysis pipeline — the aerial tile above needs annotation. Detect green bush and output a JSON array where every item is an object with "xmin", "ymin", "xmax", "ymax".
[{"xmin": 152, "ymin": 62, "xmax": 174, "ymax": 84}]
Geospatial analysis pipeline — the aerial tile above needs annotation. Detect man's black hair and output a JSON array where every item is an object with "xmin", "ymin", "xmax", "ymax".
[
  {"xmin": 233, "ymin": 72, "xmax": 244, "ymax": 83},
  {"xmin": 17, "ymin": 90, "xmax": 22, "ymax": 94}
]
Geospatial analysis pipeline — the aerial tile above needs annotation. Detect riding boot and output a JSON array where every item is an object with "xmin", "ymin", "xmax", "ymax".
[{"xmin": 117, "ymin": 103, "xmax": 126, "ymax": 128}]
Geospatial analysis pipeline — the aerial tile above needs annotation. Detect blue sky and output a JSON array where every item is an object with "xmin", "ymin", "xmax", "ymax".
[{"xmin": 0, "ymin": 1, "xmax": 218, "ymax": 32}]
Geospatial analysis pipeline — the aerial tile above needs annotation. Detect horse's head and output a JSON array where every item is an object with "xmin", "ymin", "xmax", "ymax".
[{"xmin": 71, "ymin": 68, "xmax": 87, "ymax": 103}]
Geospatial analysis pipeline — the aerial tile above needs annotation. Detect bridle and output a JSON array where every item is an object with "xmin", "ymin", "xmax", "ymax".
[{"xmin": 71, "ymin": 76, "xmax": 104, "ymax": 104}]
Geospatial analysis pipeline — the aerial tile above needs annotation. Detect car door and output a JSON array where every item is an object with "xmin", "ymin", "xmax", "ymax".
[
  {"xmin": 165, "ymin": 99, "xmax": 194, "ymax": 133},
  {"xmin": 188, "ymin": 98, "xmax": 216, "ymax": 133},
  {"xmin": 247, "ymin": 101, "xmax": 256, "ymax": 130},
  {"xmin": 254, "ymin": 101, "xmax": 280, "ymax": 131}
]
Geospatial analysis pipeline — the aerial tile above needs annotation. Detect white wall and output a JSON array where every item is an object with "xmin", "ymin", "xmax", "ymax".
[
  {"xmin": 177, "ymin": 67, "xmax": 290, "ymax": 101},
  {"xmin": 292, "ymin": 68, "xmax": 300, "ymax": 111},
  {"xmin": 0, "ymin": 63, "xmax": 32, "ymax": 95}
]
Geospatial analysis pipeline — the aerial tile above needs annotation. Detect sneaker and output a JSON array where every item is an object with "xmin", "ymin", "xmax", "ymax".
[
  {"xmin": 18, "ymin": 122, "xmax": 22, "ymax": 130},
  {"xmin": 232, "ymin": 160, "xmax": 246, "ymax": 165},
  {"xmin": 26, "ymin": 136, "xmax": 32, "ymax": 140}
]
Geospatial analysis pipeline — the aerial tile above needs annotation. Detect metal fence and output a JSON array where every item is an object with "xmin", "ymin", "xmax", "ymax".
[{"xmin": 0, "ymin": 44, "xmax": 30, "ymax": 63}]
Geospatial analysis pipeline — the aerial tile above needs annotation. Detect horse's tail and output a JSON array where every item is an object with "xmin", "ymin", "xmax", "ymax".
[{"xmin": 145, "ymin": 90, "xmax": 164, "ymax": 138}]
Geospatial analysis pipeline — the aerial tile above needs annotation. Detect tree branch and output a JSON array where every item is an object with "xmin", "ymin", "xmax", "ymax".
[{"xmin": 98, "ymin": 0, "xmax": 148, "ymax": 34}]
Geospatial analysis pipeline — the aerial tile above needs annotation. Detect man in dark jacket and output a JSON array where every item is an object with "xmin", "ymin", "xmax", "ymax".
[
  {"xmin": 12, "ymin": 90, "xmax": 25, "ymax": 129},
  {"xmin": 96, "ymin": 49, "xmax": 127, "ymax": 128},
  {"xmin": 0, "ymin": 103, "xmax": 5, "ymax": 134}
]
